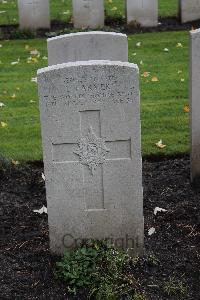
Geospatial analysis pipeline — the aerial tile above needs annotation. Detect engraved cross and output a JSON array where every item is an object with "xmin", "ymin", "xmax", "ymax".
[{"xmin": 52, "ymin": 110, "xmax": 131, "ymax": 211}]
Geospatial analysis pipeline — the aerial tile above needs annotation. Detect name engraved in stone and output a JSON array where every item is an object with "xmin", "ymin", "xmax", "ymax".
[{"xmin": 44, "ymin": 75, "xmax": 135, "ymax": 108}]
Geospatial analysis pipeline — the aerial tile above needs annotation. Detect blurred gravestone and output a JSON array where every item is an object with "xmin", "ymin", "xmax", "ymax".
[
  {"xmin": 18, "ymin": 0, "xmax": 50, "ymax": 29},
  {"xmin": 126, "ymin": 0, "xmax": 158, "ymax": 27},
  {"xmin": 190, "ymin": 28, "xmax": 200, "ymax": 183},
  {"xmin": 72, "ymin": 0, "xmax": 104, "ymax": 28},
  {"xmin": 179, "ymin": 0, "xmax": 200, "ymax": 23}
]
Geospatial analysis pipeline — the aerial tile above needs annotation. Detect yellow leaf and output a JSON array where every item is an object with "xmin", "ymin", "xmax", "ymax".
[
  {"xmin": 156, "ymin": 139, "xmax": 166, "ymax": 149},
  {"xmin": 11, "ymin": 93, "xmax": 16, "ymax": 99},
  {"xmin": 1, "ymin": 121, "xmax": 8, "ymax": 128},
  {"xmin": 141, "ymin": 71, "xmax": 150, "ymax": 78},
  {"xmin": 108, "ymin": 0, "xmax": 113, "ymax": 3},
  {"xmin": 151, "ymin": 76, "xmax": 159, "ymax": 82},
  {"xmin": 176, "ymin": 42, "xmax": 183, "ymax": 48},
  {"xmin": 111, "ymin": 6, "xmax": 117, "ymax": 11},
  {"xmin": 183, "ymin": 105, "xmax": 190, "ymax": 113},
  {"xmin": 12, "ymin": 159, "xmax": 20, "ymax": 166},
  {"xmin": 180, "ymin": 78, "xmax": 185, "ymax": 82}
]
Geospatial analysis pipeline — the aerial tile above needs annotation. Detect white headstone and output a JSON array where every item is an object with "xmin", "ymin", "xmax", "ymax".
[
  {"xmin": 47, "ymin": 32, "xmax": 128, "ymax": 65},
  {"xmin": 18, "ymin": 0, "xmax": 50, "ymax": 29},
  {"xmin": 126, "ymin": 0, "xmax": 158, "ymax": 27},
  {"xmin": 37, "ymin": 60, "xmax": 143, "ymax": 255},
  {"xmin": 72, "ymin": 0, "xmax": 104, "ymax": 29},
  {"xmin": 190, "ymin": 29, "xmax": 200, "ymax": 183},
  {"xmin": 179, "ymin": 0, "xmax": 200, "ymax": 23}
]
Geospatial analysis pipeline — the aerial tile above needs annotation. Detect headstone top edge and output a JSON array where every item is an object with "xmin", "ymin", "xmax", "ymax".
[
  {"xmin": 47, "ymin": 31, "xmax": 127, "ymax": 42},
  {"xmin": 37, "ymin": 60, "xmax": 138, "ymax": 75}
]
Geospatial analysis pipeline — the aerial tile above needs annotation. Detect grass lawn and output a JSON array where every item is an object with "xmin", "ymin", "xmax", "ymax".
[
  {"xmin": 0, "ymin": 30, "xmax": 189, "ymax": 161},
  {"xmin": 0, "ymin": 0, "xmax": 179, "ymax": 26}
]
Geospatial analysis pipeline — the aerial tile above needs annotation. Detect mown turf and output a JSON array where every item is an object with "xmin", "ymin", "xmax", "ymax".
[
  {"xmin": 0, "ymin": 31, "xmax": 189, "ymax": 161},
  {"xmin": 0, "ymin": 0, "xmax": 179, "ymax": 26}
]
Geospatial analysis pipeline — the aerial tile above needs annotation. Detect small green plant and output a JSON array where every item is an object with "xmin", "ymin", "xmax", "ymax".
[
  {"xmin": 163, "ymin": 276, "xmax": 187, "ymax": 297},
  {"xmin": 55, "ymin": 240, "xmax": 145, "ymax": 299},
  {"xmin": 146, "ymin": 253, "xmax": 160, "ymax": 266}
]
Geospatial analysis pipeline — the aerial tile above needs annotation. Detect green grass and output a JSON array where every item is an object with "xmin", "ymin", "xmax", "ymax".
[
  {"xmin": 0, "ymin": 0, "xmax": 178, "ymax": 26},
  {"xmin": 0, "ymin": 30, "xmax": 189, "ymax": 161}
]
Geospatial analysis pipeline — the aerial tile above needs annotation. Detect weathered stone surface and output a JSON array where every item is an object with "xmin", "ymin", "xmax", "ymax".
[
  {"xmin": 37, "ymin": 61, "xmax": 143, "ymax": 255},
  {"xmin": 190, "ymin": 29, "xmax": 200, "ymax": 183},
  {"xmin": 179, "ymin": 0, "xmax": 200, "ymax": 23},
  {"xmin": 72, "ymin": 0, "xmax": 104, "ymax": 29},
  {"xmin": 48, "ymin": 32, "xmax": 128, "ymax": 65},
  {"xmin": 126, "ymin": 0, "xmax": 158, "ymax": 27},
  {"xmin": 18, "ymin": 0, "xmax": 50, "ymax": 29}
]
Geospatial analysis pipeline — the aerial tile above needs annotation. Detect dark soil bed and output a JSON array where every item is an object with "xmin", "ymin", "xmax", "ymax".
[
  {"xmin": 0, "ymin": 155, "xmax": 199, "ymax": 299},
  {"xmin": 1, "ymin": 17, "xmax": 200, "ymax": 40}
]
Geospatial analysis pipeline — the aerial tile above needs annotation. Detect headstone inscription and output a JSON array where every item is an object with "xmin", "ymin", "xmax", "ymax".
[
  {"xmin": 190, "ymin": 29, "xmax": 200, "ymax": 183},
  {"xmin": 37, "ymin": 61, "xmax": 144, "ymax": 255},
  {"xmin": 179, "ymin": 0, "xmax": 200, "ymax": 23},
  {"xmin": 47, "ymin": 32, "xmax": 128, "ymax": 65},
  {"xmin": 72, "ymin": 0, "xmax": 104, "ymax": 29},
  {"xmin": 126, "ymin": 0, "xmax": 158, "ymax": 27},
  {"xmin": 18, "ymin": 0, "xmax": 50, "ymax": 29}
]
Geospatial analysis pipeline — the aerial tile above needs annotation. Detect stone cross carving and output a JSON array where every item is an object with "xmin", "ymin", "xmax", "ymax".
[{"xmin": 52, "ymin": 110, "xmax": 131, "ymax": 210}]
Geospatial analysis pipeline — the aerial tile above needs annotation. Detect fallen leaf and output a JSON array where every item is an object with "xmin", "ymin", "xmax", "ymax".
[
  {"xmin": 1, "ymin": 121, "xmax": 8, "ymax": 128},
  {"xmin": 164, "ymin": 48, "xmax": 169, "ymax": 52},
  {"xmin": 42, "ymin": 56, "xmax": 48, "ymax": 60},
  {"xmin": 140, "ymin": 60, "xmax": 143, "ymax": 65},
  {"xmin": 30, "ymin": 100, "xmax": 36, "ymax": 103},
  {"xmin": 178, "ymin": 70, "xmax": 182, "ymax": 74},
  {"xmin": 141, "ymin": 71, "xmax": 150, "ymax": 78},
  {"xmin": 31, "ymin": 77, "xmax": 37, "ymax": 83},
  {"xmin": 183, "ymin": 105, "xmax": 190, "ymax": 113},
  {"xmin": 136, "ymin": 42, "xmax": 141, "ymax": 47},
  {"xmin": 0, "ymin": 102, "xmax": 5, "ymax": 108},
  {"xmin": 11, "ymin": 58, "xmax": 20, "ymax": 65},
  {"xmin": 156, "ymin": 139, "xmax": 166, "ymax": 149},
  {"xmin": 151, "ymin": 76, "xmax": 159, "ymax": 82},
  {"xmin": 42, "ymin": 173, "xmax": 45, "ymax": 181},
  {"xmin": 180, "ymin": 78, "xmax": 185, "ymax": 82},
  {"xmin": 12, "ymin": 159, "xmax": 20, "ymax": 166},
  {"xmin": 30, "ymin": 49, "xmax": 40, "ymax": 56},
  {"xmin": 33, "ymin": 205, "xmax": 48, "ymax": 214},
  {"xmin": 11, "ymin": 93, "xmax": 16, "ymax": 99},
  {"xmin": 154, "ymin": 207, "xmax": 167, "ymax": 215},
  {"xmin": 148, "ymin": 227, "xmax": 155, "ymax": 236},
  {"xmin": 111, "ymin": 6, "xmax": 117, "ymax": 11},
  {"xmin": 176, "ymin": 42, "xmax": 183, "ymax": 48}
]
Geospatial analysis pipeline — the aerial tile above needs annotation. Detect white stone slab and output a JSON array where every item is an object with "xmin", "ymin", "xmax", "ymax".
[
  {"xmin": 37, "ymin": 60, "xmax": 143, "ymax": 255},
  {"xmin": 126, "ymin": 0, "xmax": 158, "ymax": 27},
  {"xmin": 72, "ymin": 0, "xmax": 104, "ymax": 29},
  {"xmin": 18, "ymin": 0, "xmax": 50, "ymax": 29},
  {"xmin": 179, "ymin": 0, "xmax": 200, "ymax": 23},
  {"xmin": 47, "ymin": 32, "xmax": 128, "ymax": 65},
  {"xmin": 190, "ymin": 29, "xmax": 200, "ymax": 183}
]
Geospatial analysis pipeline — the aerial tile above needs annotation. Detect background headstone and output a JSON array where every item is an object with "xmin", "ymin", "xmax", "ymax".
[
  {"xmin": 126, "ymin": 0, "xmax": 158, "ymax": 27},
  {"xmin": 179, "ymin": 0, "xmax": 200, "ymax": 23},
  {"xmin": 190, "ymin": 29, "xmax": 200, "ymax": 183},
  {"xmin": 37, "ymin": 61, "xmax": 143, "ymax": 255},
  {"xmin": 72, "ymin": 0, "xmax": 104, "ymax": 29},
  {"xmin": 18, "ymin": 0, "xmax": 50, "ymax": 29},
  {"xmin": 47, "ymin": 32, "xmax": 128, "ymax": 65}
]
